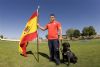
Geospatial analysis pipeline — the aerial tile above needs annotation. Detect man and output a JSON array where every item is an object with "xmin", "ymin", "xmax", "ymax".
[{"xmin": 38, "ymin": 14, "xmax": 62, "ymax": 65}]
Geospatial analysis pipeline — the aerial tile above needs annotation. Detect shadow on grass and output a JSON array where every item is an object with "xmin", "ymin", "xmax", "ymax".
[
  {"xmin": 22, "ymin": 51, "xmax": 65, "ymax": 64},
  {"xmin": 26, "ymin": 51, "xmax": 49, "ymax": 62},
  {"xmin": 26, "ymin": 51, "xmax": 39, "ymax": 62},
  {"xmin": 26, "ymin": 51, "xmax": 33, "ymax": 54},
  {"xmin": 38, "ymin": 52, "xmax": 49, "ymax": 59}
]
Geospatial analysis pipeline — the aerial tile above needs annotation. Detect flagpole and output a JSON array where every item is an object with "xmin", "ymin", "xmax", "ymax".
[{"xmin": 37, "ymin": 5, "xmax": 40, "ymax": 62}]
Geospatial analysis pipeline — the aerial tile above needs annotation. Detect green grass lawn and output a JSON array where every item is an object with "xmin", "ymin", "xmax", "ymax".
[{"xmin": 0, "ymin": 39, "xmax": 100, "ymax": 67}]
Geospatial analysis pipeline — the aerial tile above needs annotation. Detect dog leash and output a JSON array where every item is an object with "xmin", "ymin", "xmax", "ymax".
[{"xmin": 59, "ymin": 39, "xmax": 63, "ymax": 52}]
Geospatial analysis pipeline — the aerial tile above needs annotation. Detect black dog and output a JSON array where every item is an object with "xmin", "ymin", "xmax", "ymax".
[{"xmin": 61, "ymin": 42, "xmax": 78, "ymax": 66}]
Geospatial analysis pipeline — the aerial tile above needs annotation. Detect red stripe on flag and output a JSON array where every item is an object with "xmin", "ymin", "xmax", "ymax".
[
  {"xmin": 20, "ymin": 31, "xmax": 37, "ymax": 44},
  {"xmin": 28, "ymin": 11, "xmax": 38, "ymax": 21}
]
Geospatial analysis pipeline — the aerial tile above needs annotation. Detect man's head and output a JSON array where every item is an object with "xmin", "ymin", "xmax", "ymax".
[{"xmin": 50, "ymin": 14, "xmax": 55, "ymax": 22}]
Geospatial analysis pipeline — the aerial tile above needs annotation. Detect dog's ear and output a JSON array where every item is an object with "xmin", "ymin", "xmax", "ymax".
[
  {"xmin": 62, "ymin": 42, "xmax": 66, "ymax": 47},
  {"xmin": 62, "ymin": 43, "xmax": 65, "ymax": 46}
]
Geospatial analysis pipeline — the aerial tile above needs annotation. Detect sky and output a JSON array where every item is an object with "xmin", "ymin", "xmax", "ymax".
[{"xmin": 0, "ymin": 0, "xmax": 100, "ymax": 39}]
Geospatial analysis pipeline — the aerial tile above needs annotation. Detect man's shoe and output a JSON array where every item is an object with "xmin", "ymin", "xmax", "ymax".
[
  {"xmin": 56, "ymin": 62, "xmax": 60, "ymax": 65},
  {"xmin": 49, "ymin": 59, "xmax": 54, "ymax": 62}
]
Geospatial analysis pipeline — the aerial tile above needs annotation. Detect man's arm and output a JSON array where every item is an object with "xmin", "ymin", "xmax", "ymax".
[
  {"xmin": 37, "ymin": 24, "xmax": 47, "ymax": 31},
  {"xmin": 57, "ymin": 22, "xmax": 62, "ymax": 40},
  {"xmin": 59, "ymin": 27, "xmax": 63, "ymax": 40}
]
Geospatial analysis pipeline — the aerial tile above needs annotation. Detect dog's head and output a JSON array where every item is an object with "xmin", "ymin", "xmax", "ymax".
[
  {"xmin": 62, "ymin": 42, "xmax": 70, "ymax": 48},
  {"xmin": 62, "ymin": 42, "xmax": 70, "ymax": 51}
]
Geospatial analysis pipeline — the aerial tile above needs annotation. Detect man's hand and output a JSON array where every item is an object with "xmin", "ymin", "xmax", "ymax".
[
  {"xmin": 37, "ymin": 23, "xmax": 46, "ymax": 31},
  {"xmin": 59, "ymin": 35, "xmax": 63, "ymax": 40},
  {"xmin": 37, "ymin": 23, "xmax": 40, "ymax": 27}
]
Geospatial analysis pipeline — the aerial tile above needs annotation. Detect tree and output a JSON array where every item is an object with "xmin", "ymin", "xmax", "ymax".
[
  {"xmin": 82, "ymin": 26, "xmax": 96, "ymax": 37},
  {"xmin": 0, "ymin": 35, "xmax": 3, "ymax": 39},
  {"xmin": 66, "ymin": 28, "xmax": 74, "ymax": 40},
  {"xmin": 73, "ymin": 29, "xmax": 81, "ymax": 38},
  {"xmin": 88, "ymin": 26, "xmax": 96, "ymax": 36},
  {"xmin": 82, "ymin": 27, "xmax": 89, "ymax": 36}
]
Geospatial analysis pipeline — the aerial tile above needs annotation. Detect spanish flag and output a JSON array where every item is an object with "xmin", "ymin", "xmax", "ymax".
[{"xmin": 19, "ymin": 10, "xmax": 38, "ymax": 56}]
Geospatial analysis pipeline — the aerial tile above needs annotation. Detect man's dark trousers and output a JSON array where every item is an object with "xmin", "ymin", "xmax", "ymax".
[{"xmin": 48, "ymin": 39, "xmax": 60, "ymax": 64}]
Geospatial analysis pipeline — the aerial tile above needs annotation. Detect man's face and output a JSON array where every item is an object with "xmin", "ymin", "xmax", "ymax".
[{"xmin": 50, "ymin": 16, "xmax": 55, "ymax": 22}]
